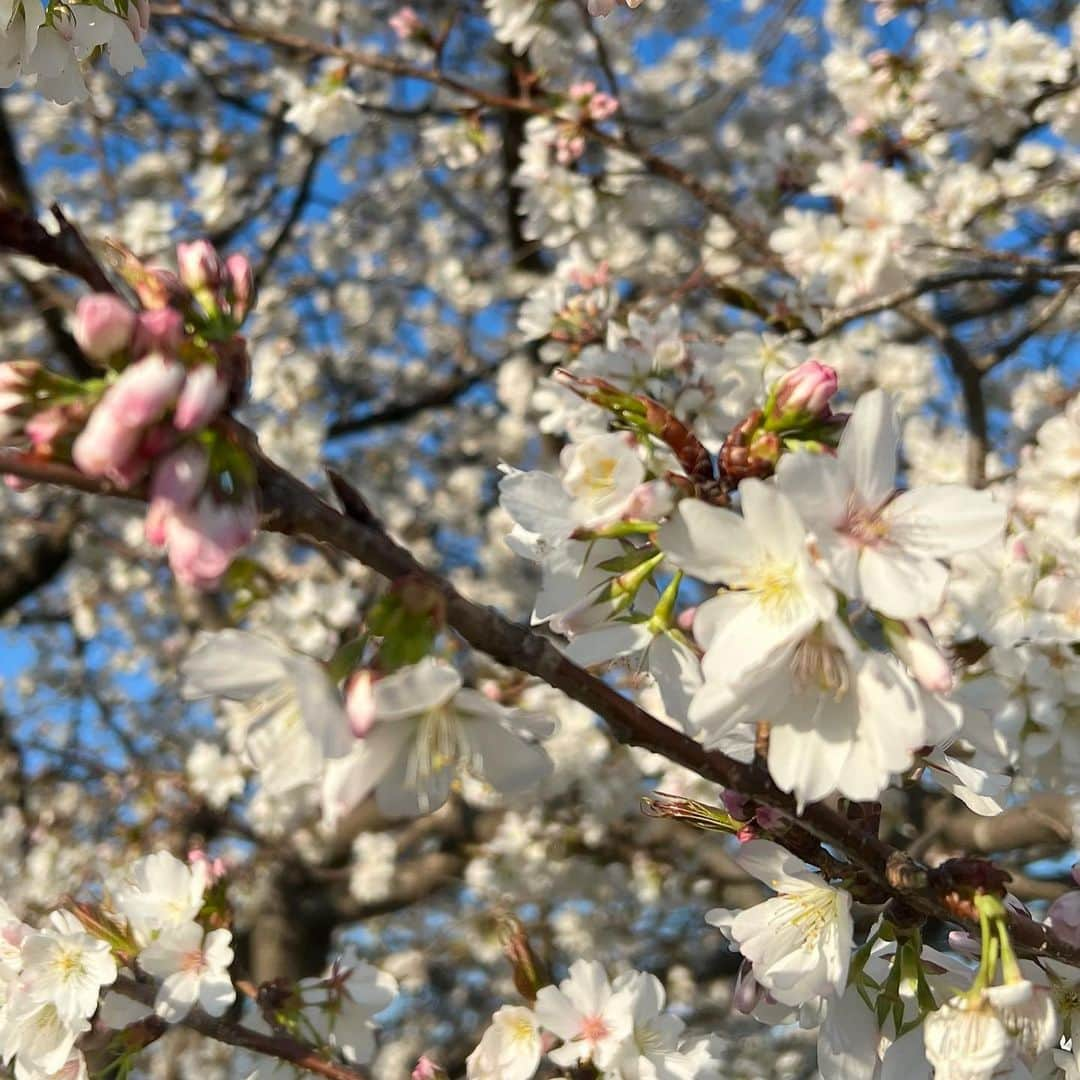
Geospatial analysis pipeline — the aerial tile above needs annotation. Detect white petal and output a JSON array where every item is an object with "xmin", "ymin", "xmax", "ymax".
[
  {"xmin": 839, "ymin": 389, "xmax": 898, "ymax": 510},
  {"xmin": 373, "ymin": 658, "xmax": 462, "ymax": 719},
  {"xmin": 564, "ymin": 622, "xmax": 651, "ymax": 667},
  {"xmin": 883, "ymin": 485, "xmax": 1006, "ymax": 558},
  {"xmin": 181, "ymin": 631, "xmax": 290, "ymax": 699},
  {"xmin": 321, "ymin": 726, "xmax": 410, "ymax": 829},
  {"xmin": 858, "ymin": 546, "xmax": 948, "ymax": 619},
  {"xmin": 657, "ymin": 499, "xmax": 756, "ymax": 583},
  {"xmin": 776, "ymin": 451, "xmax": 851, "ymax": 529},
  {"xmin": 462, "ymin": 718, "xmax": 552, "ymax": 794}
]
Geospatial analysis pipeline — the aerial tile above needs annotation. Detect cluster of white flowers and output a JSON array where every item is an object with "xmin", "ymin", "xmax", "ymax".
[
  {"xmin": 467, "ymin": 958, "xmax": 719, "ymax": 1079},
  {"xmin": 504, "ymin": 307, "xmax": 1011, "ymax": 811},
  {"xmin": 0, "ymin": 850, "xmax": 400, "ymax": 1077},
  {"xmin": 0, "ymin": 0, "xmax": 148, "ymax": 103},
  {"xmin": 181, "ymin": 631, "xmax": 556, "ymax": 828}
]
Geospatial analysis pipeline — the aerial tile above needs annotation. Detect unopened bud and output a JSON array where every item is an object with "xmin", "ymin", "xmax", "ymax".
[
  {"xmin": 764, "ymin": 360, "xmax": 838, "ymax": 431},
  {"xmin": 345, "ymin": 669, "xmax": 377, "ymax": 738},
  {"xmin": 224, "ymin": 253, "xmax": 255, "ymax": 324},
  {"xmin": 133, "ymin": 308, "xmax": 185, "ymax": 357},
  {"xmin": 177, "ymin": 240, "xmax": 226, "ymax": 293},
  {"xmin": 25, "ymin": 406, "xmax": 72, "ymax": 453},
  {"xmin": 499, "ymin": 916, "xmax": 547, "ymax": 1003},
  {"xmin": 73, "ymin": 294, "xmax": 136, "ymax": 363},
  {"xmin": 174, "ymin": 365, "xmax": 228, "ymax": 432},
  {"xmin": 410, "ymin": 1057, "xmax": 447, "ymax": 1080},
  {"xmin": 720, "ymin": 411, "xmax": 782, "ymax": 481},
  {"xmin": 389, "ymin": 6, "xmax": 423, "ymax": 40},
  {"xmin": 884, "ymin": 618, "xmax": 954, "ymax": 694}
]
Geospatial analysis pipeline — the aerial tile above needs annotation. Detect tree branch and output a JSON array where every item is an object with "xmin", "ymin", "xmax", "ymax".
[
  {"xmin": 4, "ymin": 437, "xmax": 1080, "ymax": 967},
  {"xmin": 111, "ymin": 974, "xmax": 372, "ymax": 1080}
]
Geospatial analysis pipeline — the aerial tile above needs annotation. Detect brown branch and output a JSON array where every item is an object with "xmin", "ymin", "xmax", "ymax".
[
  {"xmin": 817, "ymin": 264, "xmax": 1080, "ymax": 338},
  {"xmin": 112, "ymin": 974, "xmax": 372, "ymax": 1080},
  {"xmin": 900, "ymin": 303, "xmax": 988, "ymax": 487},
  {"xmin": 5, "ymin": 440, "xmax": 1080, "ymax": 969},
  {"xmin": 0, "ymin": 203, "xmax": 115, "ymax": 296},
  {"xmin": 151, "ymin": 3, "xmax": 775, "ymax": 262}
]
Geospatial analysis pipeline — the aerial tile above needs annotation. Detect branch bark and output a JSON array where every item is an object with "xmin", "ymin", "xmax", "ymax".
[{"xmin": 112, "ymin": 974, "xmax": 372, "ymax": 1080}]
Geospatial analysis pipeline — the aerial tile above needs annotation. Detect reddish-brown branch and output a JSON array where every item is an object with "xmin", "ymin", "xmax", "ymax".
[
  {"xmin": 4, "ymin": 440, "xmax": 1080, "ymax": 968},
  {"xmin": 112, "ymin": 975, "xmax": 371, "ymax": 1079}
]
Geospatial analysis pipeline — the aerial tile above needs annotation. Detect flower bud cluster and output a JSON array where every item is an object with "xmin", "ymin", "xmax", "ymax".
[{"xmin": 1, "ymin": 240, "xmax": 259, "ymax": 590}]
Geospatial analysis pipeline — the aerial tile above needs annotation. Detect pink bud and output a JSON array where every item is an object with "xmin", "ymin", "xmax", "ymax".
[
  {"xmin": 887, "ymin": 619, "xmax": 954, "ymax": 695},
  {"xmin": 176, "ymin": 240, "xmax": 225, "ymax": 293},
  {"xmin": 25, "ymin": 407, "xmax": 70, "ymax": 452},
  {"xmin": 71, "ymin": 404, "xmax": 142, "ymax": 481},
  {"xmin": 164, "ymin": 495, "xmax": 257, "ymax": 589},
  {"xmin": 103, "ymin": 353, "xmax": 186, "ymax": 427},
  {"xmin": 721, "ymin": 790, "xmax": 749, "ymax": 819},
  {"xmin": 623, "ymin": 480, "xmax": 674, "ymax": 521},
  {"xmin": 174, "ymin": 366, "xmax": 228, "ymax": 432},
  {"xmin": 151, "ymin": 444, "xmax": 209, "ymax": 507},
  {"xmin": 389, "ymin": 6, "xmax": 422, "ymax": 40},
  {"xmin": 133, "ymin": 308, "xmax": 185, "ymax": 357},
  {"xmin": 188, "ymin": 849, "xmax": 227, "ymax": 883},
  {"xmin": 73, "ymin": 295, "xmax": 136, "ymax": 363},
  {"xmin": 345, "ymin": 670, "xmax": 378, "ymax": 738},
  {"xmin": 224, "ymin": 253, "xmax": 255, "ymax": 323},
  {"xmin": 588, "ymin": 92, "xmax": 619, "ymax": 121},
  {"xmin": 411, "ymin": 1058, "xmax": 446, "ymax": 1080},
  {"xmin": 768, "ymin": 361, "xmax": 838, "ymax": 427},
  {"xmin": 676, "ymin": 605, "xmax": 696, "ymax": 632},
  {"xmin": 569, "ymin": 81, "xmax": 598, "ymax": 100}
]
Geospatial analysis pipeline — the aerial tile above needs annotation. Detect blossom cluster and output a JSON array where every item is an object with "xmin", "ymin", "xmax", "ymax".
[
  {"xmin": 1, "ymin": 239, "xmax": 259, "ymax": 588},
  {"xmin": 180, "ymin": 630, "xmax": 556, "ymax": 827},
  {"xmin": 465, "ymin": 957, "xmax": 719, "ymax": 1079},
  {"xmin": 0, "ymin": 0, "xmax": 149, "ymax": 103},
  {"xmin": 0, "ymin": 849, "xmax": 398, "ymax": 1078}
]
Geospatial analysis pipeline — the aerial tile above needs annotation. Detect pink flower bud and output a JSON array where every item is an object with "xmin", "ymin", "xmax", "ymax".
[
  {"xmin": 623, "ymin": 480, "xmax": 674, "ymax": 521},
  {"xmin": 151, "ymin": 444, "xmax": 209, "ymax": 508},
  {"xmin": 25, "ymin": 407, "xmax": 70, "ymax": 452},
  {"xmin": 568, "ymin": 80, "xmax": 598, "ymax": 100},
  {"xmin": 164, "ymin": 495, "xmax": 257, "ymax": 589},
  {"xmin": 588, "ymin": 92, "xmax": 619, "ymax": 121},
  {"xmin": 73, "ymin": 295, "xmax": 136, "ymax": 363},
  {"xmin": 104, "ymin": 353, "xmax": 186, "ymax": 427},
  {"xmin": 721, "ymin": 790, "xmax": 749, "ymax": 819},
  {"xmin": 767, "ymin": 361, "xmax": 838, "ymax": 428},
  {"xmin": 71, "ymin": 404, "xmax": 142, "ymax": 481},
  {"xmin": 188, "ymin": 849, "xmax": 227, "ymax": 883},
  {"xmin": 174, "ymin": 365, "xmax": 228, "ymax": 432},
  {"xmin": 176, "ymin": 240, "xmax": 225, "ymax": 293},
  {"xmin": 411, "ymin": 1057, "xmax": 446, "ymax": 1080},
  {"xmin": 345, "ymin": 670, "xmax": 378, "ymax": 738},
  {"xmin": 886, "ymin": 619, "xmax": 954, "ymax": 694},
  {"xmin": 224, "ymin": 253, "xmax": 255, "ymax": 323},
  {"xmin": 389, "ymin": 6, "xmax": 422, "ymax": 40},
  {"xmin": 133, "ymin": 308, "xmax": 185, "ymax": 357}
]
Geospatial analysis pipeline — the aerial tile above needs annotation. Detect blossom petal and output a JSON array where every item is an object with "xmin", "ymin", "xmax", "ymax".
[
  {"xmin": 883, "ymin": 485, "xmax": 1006, "ymax": 558},
  {"xmin": 839, "ymin": 388, "xmax": 898, "ymax": 510}
]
